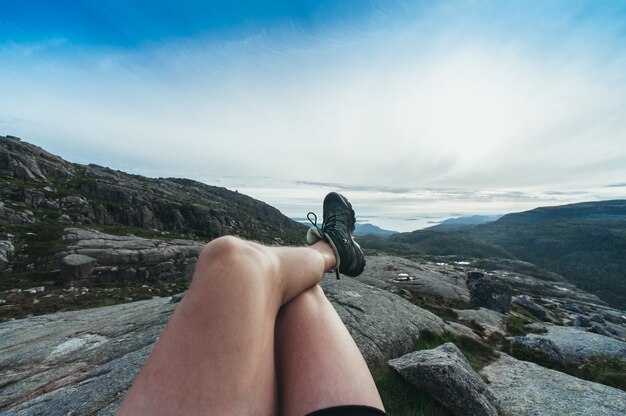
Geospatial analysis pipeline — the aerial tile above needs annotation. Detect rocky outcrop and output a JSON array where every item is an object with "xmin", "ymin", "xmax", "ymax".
[
  {"xmin": 60, "ymin": 228, "xmax": 204, "ymax": 283},
  {"xmin": 468, "ymin": 277, "xmax": 512, "ymax": 313},
  {"xmin": 481, "ymin": 353, "xmax": 626, "ymax": 416},
  {"xmin": 389, "ymin": 343, "xmax": 500, "ymax": 416},
  {"xmin": 0, "ymin": 201, "xmax": 34, "ymax": 226},
  {"xmin": 0, "ymin": 136, "xmax": 73, "ymax": 181},
  {"xmin": 321, "ymin": 277, "xmax": 445, "ymax": 367},
  {"xmin": 517, "ymin": 323, "xmax": 626, "ymax": 363}
]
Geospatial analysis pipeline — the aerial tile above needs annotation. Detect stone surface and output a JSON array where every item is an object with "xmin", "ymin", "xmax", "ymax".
[
  {"xmin": 520, "ymin": 323, "xmax": 626, "ymax": 363},
  {"xmin": 481, "ymin": 353, "xmax": 626, "ymax": 416},
  {"xmin": 359, "ymin": 255, "xmax": 470, "ymax": 302},
  {"xmin": 321, "ymin": 276, "xmax": 445, "ymax": 367},
  {"xmin": 0, "ymin": 297, "xmax": 175, "ymax": 415},
  {"xmin": 60, "ymin": 254, "xmax": 97, "ymax": 280},
  {"xmin": 455, "ymin": 307, "xmax": 506, "ymax": 336},
  {"xmin": 389, "ymin": 343, "xmax": 499, "ymax": 416},
  {"xmin": 469, "ymin": 278, "xmax": 512, "ymax": 314},
  {"xmin": 513, "ymin": 295, "xmax": 552, "ymax": 320},
  {"xmin": 510, "ymin": 336, "xmax": 566, "ymax": 363}
]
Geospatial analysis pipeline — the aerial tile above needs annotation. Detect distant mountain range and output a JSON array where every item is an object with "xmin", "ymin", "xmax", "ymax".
[
  {"xmin": 363, "ymin": 200, "xmax": 626, "ymax": 309},
  {"xmin": 425, "ymin": 215, "xmax": 502, "ymax": 231},
  {"xmin": 354, "ymin": 223, "xmax": 397, "ymax": 237}
]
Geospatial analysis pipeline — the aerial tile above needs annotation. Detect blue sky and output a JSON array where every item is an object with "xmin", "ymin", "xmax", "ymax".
[{"xmin": 2, "ymin": 0, "xmax": 626, "ymax": 231}]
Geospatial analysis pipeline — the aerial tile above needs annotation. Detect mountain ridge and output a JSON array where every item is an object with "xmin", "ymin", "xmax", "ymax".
[{"xmin": 377, "ymin": 200, "xmax": 626, "ymax": 309}]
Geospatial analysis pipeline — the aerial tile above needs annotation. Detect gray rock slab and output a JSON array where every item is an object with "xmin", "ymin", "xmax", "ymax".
[
  {"xmin": 481, "ymin": 353, "xmax": 626, "ymax": 416},
  {"xmin": 60, "ymin": 253, "xmax": 97, "ymax": 279},
  {"xmin": 0, "ymin": 297, "xmax": 175, "ymax": 415},
  {"xmin": 321, "ymin": 276, "xmax": 445, "ymax": 367},
  {"xmin": 523, "ymin": 323, "xmax": 626, "ymax": 362},
  {"xmin": 359, "ymin": 255, "xmax": 470, "ymax": 302},
  {"xmin": 389, "ymin": 343, "xmax": 499, "ymax": 416}
]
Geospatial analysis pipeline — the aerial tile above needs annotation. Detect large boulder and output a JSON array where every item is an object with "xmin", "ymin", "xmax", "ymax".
[
  {"xmin": 321, "ymin": 277, "xmax": 445, "ymax": 366},
  {"xmin": 469, "ymin": 278, "xmax": 512, "ymax": 314},
  {"xmin": 481, "ymin": 353, "xmax": 626, "ymax": 416},
  {"xmin": 60, "ymin": 254, "xmax": 97, "ymax": 280},
  {"xmin": 389, "ymin": 343, "xmax": 500, "ymax": 416}
]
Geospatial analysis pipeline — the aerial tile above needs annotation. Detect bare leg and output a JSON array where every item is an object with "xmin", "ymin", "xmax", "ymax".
[
  {"xmin": 276, "ymin": 285, "xmax": 384, "ymax": 415},
  {"xmin": 119, "ymin": 236, "xmax": 336, "ymax": 416}
]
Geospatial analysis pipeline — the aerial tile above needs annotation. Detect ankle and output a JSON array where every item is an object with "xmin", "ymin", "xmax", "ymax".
[{"xmin": 310, "ymin": 241, "xmax": 337, "ymax": 271}]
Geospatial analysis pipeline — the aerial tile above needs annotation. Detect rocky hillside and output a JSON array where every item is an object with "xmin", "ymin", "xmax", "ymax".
[
  {"xmin": 0, "ymin": 135, "xmax": 304, "ymax": 241},
  {"xmin": 0, "ymin": 135, "xmax": 305, "ymax": 320}
]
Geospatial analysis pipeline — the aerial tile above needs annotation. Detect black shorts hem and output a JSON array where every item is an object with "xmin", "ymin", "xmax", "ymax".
[{"xmin": 306, "ymin": 404, "xmax": 388, "ymax": 416}]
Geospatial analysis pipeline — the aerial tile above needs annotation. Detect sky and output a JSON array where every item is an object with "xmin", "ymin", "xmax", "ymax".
[{"xmin": 1, "ymin": 0, "xmax": 626, "ymax": 231}]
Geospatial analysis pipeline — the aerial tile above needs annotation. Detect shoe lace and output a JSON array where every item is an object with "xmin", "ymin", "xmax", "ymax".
[{"xmin": 307, "ymin": 212, "xmax": 322, "ymax": 234}]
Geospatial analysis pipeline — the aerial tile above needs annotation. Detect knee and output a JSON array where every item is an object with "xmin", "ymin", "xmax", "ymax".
[
  {"xmin": 196, "ymin": 235, "xmax": 279, "ymax": 277},
  {"xmin": 198, "ymin": 235, "xmax": 247, "ymax": 264}
]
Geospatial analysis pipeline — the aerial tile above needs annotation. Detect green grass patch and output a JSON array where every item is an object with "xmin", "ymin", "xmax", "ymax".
[
  {"xmin": 506, "ymin": 315, "xmax": 530, "ymax": 336},
  {"xmin": 2, "ymin": 222, "xmax": 67, "ymax": 262},
  {"xmin": 371, "ymin": 366, "xmax": 450, "ymax": 416},
  {"xmin": 414, "ymin": 330, "xmax": 498, "ymax": 372},
  {"xmin": 510, "ymin": 303, "xmax": 540, "ymax": 322},
  {"xmin": 407, "ymin": 293, "xmax": 471, "ymax": 322}
]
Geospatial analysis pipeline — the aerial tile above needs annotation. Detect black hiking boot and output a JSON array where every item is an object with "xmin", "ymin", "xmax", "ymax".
[{"xmin": 306, "ymin": 192, "xmax": 366, "ymax": 278}]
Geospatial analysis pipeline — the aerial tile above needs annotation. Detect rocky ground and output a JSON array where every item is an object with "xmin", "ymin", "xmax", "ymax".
[{"xmin": 1, "ymin": 251, "xmax": 625, "ymax": 415}]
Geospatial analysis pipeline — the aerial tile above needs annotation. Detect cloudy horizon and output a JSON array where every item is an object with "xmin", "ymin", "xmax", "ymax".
[{"xmin": 1, "ymin": 0, "xmax": 625, "ymax": 231}]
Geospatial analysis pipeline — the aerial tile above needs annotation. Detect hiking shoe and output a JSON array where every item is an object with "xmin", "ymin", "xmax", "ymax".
[{"xmin": 306, "ymin": 192, "xmax": 366, "ymax": 278}]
